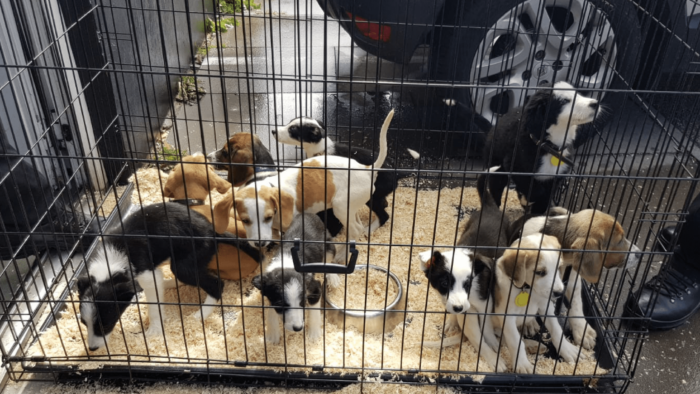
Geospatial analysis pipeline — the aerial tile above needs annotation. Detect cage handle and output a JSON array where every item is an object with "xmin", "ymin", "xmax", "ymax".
[{"xmin": 291, "ymin": 238, "xmax": 357, "ymax": 274}]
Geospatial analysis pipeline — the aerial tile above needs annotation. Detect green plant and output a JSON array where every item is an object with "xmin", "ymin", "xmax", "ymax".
[
  {"xmin": 218, "ymin": 0, "xmax": 260, "ymax": 14},
  {"xmin": 205, "ymin": 16, "xmax": 238, "ymax": 33},
  {"xmin": 158, "ymin": 144, "xmax": 187, "ymax": 162},
  {"xmin": 175, "ymin": 76, "xmax": 206, "ymax": 104}
]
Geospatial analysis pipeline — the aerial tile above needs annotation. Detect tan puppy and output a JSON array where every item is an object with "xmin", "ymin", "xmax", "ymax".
[
  {"xmin": 163, "ymin": 154, "xmax": 261, "ymax": 280},
  {"xmin": 516, "ymin": 209, "xmax": 642, "ymax": 349},
  {"xmin": 494, "ymin": 234, "xmax": 579, "ymax": 373}
]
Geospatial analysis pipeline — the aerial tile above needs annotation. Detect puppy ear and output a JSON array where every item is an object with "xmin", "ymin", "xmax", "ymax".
[
  {"xmin": 212, "ymin": 198, "xmax": 233, "ymax": 234},
  {"xmin": 418, "ymin": 250, "xmax": 444, "ymax": 272},
  {"xmin": 251, "ymin": 274, "xmax": 264, "ymax": 291},
  {"xmin": 570, "ymin": 237, "xmax": 603, "ymax": 283},
  {"xmin": 305, "ymin": 276, "xmax": 322, "ymax": 306},
  {"xmin": 77, "ymin": 276, "xmax": 92, "ymax": 295},
  {"xmin": 472, "ymin": 253, "xmax": 494, "ymax": 275},
  {"xmin": 268, "ymin": 191, "xmax": 279, "ymax": 213},
  {"xmin": 524, "ymin": 91, "xmax": 551, "ymax": 139},
  {"xmin": 162, "ymin": 175, "xmax": 177, "ymax": 198},
  {"xmin": 499, "ymin": 249, "xmax": 527, "ymax": 289},
  {"xmin": 230, "ymin": 148, "xmax": 254, "ymax": 186},
  {"xmin": 114, "ymin": 281, "xmax": 137, "ymax": 303}
]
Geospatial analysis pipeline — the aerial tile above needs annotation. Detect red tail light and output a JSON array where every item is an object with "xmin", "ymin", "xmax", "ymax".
[{"xmin": 345, "ymin": 12, "xmax": 391, "ymax": 42}]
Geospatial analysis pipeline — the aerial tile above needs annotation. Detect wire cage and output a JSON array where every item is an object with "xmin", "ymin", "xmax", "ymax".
[{"xmin": 0, "ymin": 0, "xmax": 699, "ymax": 392}]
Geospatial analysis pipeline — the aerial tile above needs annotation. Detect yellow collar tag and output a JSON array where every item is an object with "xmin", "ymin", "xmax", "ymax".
[
  {"xmin": 514, "ymin": 292, "xmax": 530, "ymax": 307},
  {"xmin": 550, "ymin": 155, "xmax": 561, "ymax": 167}
]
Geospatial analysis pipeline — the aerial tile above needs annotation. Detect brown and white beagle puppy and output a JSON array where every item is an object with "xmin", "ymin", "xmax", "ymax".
[
  {"xmin": 206, "ymin": 132, "xmax": 276, "ymax": 187},
  {"xmin": 233, "ymin": 110, "xmax": 395, "ymax": 267},
  {"xmin": 162, "ymin": 154, "xmax": 261, "ymax": 280},
  {"xmin": 515, "ymin": 208, "xmax": 642, "ymax": 350}
]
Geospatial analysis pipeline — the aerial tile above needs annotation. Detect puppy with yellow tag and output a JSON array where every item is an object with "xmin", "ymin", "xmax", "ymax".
[{"xmin": 493, "ymin": 234, "xmax": 580, "ymax": 374}]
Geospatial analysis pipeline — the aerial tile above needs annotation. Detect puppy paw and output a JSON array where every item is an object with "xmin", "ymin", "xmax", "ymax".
[
  {"xmin": 572, "ymin": 322, "xmax": 597, "ymax": 350},
  {"xmin": 495, "ymin": 358, "xmax": 507, "ymax": 373},
  {"xmin": 558, "ymin": 340, "xmax": 580, "ymax": 363},
  {"xmin": 326, "ymin": 274, "xmax": 341, "ymax": 288},
  {"xmin": 444, "ymin": 314, "xmax": 460, "ymax": 332},
  {"xmin": 523, "ymin": 338, "xmax": 547, "ymax": 355},
  {"xmin": 307, "ymin": 327, "xmax": 322, "ymax": 342},
  {"xmin": 162, "ymin": 278, "xmax": 177, "ymax": 289},
  {"xmin": 265, "ymin": 330, "xmax": 281, "ymax": 345},
  {"xmin": 522, "ymin": 318, "xmax": 540, "ymax": 338},
  {"xmin": 145, "ymin": 324, "xmax": 163, "ymax": 339},
  {"xmin": 367, "ymin": 219, "xmax": 381, "ymax": 234},
  {"xmin": 515, "ymin": 361, "xmax": 535, "ymax": 375}
]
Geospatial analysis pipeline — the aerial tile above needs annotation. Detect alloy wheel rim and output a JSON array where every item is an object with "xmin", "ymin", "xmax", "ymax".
[{"xmin": 469, "ymin": 0, "xmax": 618, "ymax": 125}]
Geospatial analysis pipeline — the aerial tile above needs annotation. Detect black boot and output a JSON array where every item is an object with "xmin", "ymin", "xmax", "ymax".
[
  {"xmin": 625, "ymin": 247, "xmax": 700, "ymax": 330},
  {"xmin": 654, "ymin": 225, "xmax": 678, "ymax": 253}
]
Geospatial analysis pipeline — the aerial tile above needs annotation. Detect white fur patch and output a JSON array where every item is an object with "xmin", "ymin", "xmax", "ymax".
[
  {"xmin": 242, "ymin": 191, "xmax": 274, "ymax": 248},
  {"xmin": 88, "ymin": 243, "xmax": 129, "ymax": 283},
  {"xmin": 283, "ymin": 278, "xmax": 305, "ymax": 331},
  {"xmin": 407, "ymin": 148, "xmax": 420, "ymax": 159}
]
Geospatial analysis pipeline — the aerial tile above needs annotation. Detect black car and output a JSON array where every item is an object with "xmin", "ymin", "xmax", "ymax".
[{"xmin": 318, "ymin": 0, "xmax": 700, "ymax": 131}]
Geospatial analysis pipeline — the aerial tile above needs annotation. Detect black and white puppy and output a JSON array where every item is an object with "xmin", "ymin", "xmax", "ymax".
[
  {"xmin": 272, "ymin": 117, "xmax": 418, "ymax": 235},
  {"xmin": 483, "ymin": 81, "xmax": 600, "ymax": 214},
  {"xmin": 416, "ymin": 174, "xmax": 511, "ymax": 372},
  {"xmin": 252, "ymin": 213, "xmax": 333, "ymax": 344},
  {"xmin": 77, "ymin": 203, "xmax": 255, "ymax": 351}
]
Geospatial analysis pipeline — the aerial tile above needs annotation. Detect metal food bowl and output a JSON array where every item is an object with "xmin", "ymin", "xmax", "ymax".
[{"xmin": 324, "ymin": 264, "xmax": 406, "ymax": 334}]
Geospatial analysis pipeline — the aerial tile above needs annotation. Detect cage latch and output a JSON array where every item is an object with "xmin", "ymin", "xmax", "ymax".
[
  {"xmin": 312, "ymin": 364, "xmax": 324, "ymax": 372},
  {"xmin": 233, "ymin": 360, "xmax": 248, "ymax": 367},
  {"xmin": 291, "ymin": 239, "xmax": 358, "ymax": 274}
]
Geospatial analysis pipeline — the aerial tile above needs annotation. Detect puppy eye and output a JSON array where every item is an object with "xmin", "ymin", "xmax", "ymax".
[
  {"xmin": 563, "ymin": 99, "xmax": 571, "ymax": 104},
  {"xmin": 535, "ymin": 270, "xmax": 547, "ymax": 276},
  {"xmin": 264, "ymin": 216, "xmax": 272, "ymax": 223},
  {"xmin": 241, "ymin": 219, "xmax": 251, "ymax": 225}
]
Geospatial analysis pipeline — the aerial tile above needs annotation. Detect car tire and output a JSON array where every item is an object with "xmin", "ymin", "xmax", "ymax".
[{"xmin": 430, "ymin": 0, "xmax": 642, "ymax": 150}]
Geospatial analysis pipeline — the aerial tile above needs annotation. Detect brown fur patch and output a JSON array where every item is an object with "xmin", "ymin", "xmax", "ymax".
[
  {"xmin": 295, "ymin": 159, "xmax": 335, "ymax": 213},
  {"xmin": 234, "ymin": 185, "xmax": 279, "ymax": 227},
  {"xmin": 163, "ymin": 155, "xmax": 231, "ymax": 199},
  {"xmin": 559, "ymin": 209, "xmax": 630, "ymax": 283},
  {"xmin": 219, "ymin": 133, "xmax": 258, "ymax": 186}
]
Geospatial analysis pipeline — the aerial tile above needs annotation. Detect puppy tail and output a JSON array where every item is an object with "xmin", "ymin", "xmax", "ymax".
[
  {"xmin": 373, "ymin": 109, "xmax": 395, "ymax": 169},
  {"xmin": 421, "ymin": 335, "xmax": 463, "ymax": 349},
  {"xmin": 214, "ymin": 232, "xmax": 263, "ymax": 263},
  {"xmin": 477, "ymin": 172, "xmax": 499, "ymax": 210}
]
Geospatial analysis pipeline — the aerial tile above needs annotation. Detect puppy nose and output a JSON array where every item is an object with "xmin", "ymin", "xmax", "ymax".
[
  {"xmin": 452, "ymin": 305, "xmax": 463, "ymax": 313},
  {"xmin": 253, "ymin": 241, "xmax": 268, "ymax": 248},
  {"xmin": 272, "ymin": 129, "xmax": 277, "ymax": 136},
  {"xmin": 292, "ymin": 325, "xmax": 303, "ymax": 332},
  {"xmin": 89, "ymin": 346, "xmax": 99, "ymax": 352},
  {"xmin": 589, "ymin": 101, "xmax": 599, "ymax": 110}
]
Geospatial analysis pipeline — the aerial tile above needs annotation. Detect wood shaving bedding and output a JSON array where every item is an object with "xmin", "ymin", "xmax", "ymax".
[{"xmin": 29, "ymin": 180, "xmax": 609, "ymax": 380}]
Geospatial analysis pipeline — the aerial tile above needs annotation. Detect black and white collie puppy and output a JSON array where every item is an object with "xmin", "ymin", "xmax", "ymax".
[
  {"xmin": 252, "ymin": 213, "xmax": 332, "ymax": 343},
  {"xmin": 483, "ymin": 81, "xmax": 600, "ymax": 214},
  {"xmin": 272, "ymin": 117, "xmax": 418, "ymax": 235},
  {"xmin": 77, "ymin": 203, "xmax": 255, "ymax": 351},
  {"xmin": 416, "ymin": 174, "xmax": 512, "ymax": 372}
]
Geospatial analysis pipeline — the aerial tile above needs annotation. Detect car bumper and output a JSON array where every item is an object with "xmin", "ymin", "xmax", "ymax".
[{"xmin": 317, "ymin": 0, "xmax": 445, "ymax": 65}]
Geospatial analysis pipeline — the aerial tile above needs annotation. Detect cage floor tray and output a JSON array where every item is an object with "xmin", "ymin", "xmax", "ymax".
[{"xmin": 28, "ymin": 185, "xmax": 610, "ymax": 381}]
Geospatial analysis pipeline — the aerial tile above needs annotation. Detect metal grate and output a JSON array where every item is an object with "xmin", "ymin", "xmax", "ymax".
[{"xmin": 0, "ymin": 0, "xmax": 699, "ymax": 392}]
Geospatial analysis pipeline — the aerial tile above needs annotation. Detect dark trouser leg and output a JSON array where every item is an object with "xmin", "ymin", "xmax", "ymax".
[{"xmin": 625, "ymin": 192, "xmax": 700, "ymax": 330}]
